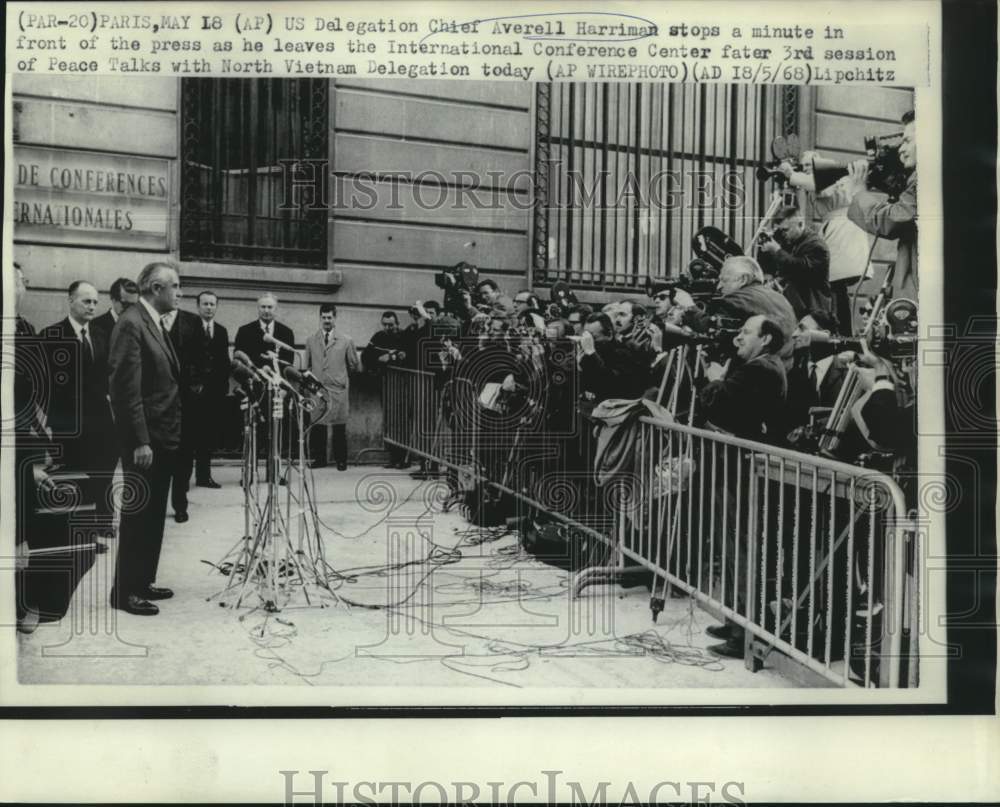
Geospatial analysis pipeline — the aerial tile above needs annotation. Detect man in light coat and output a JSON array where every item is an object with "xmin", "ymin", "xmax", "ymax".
[{"xmin": 303, "ymin": 303, "xmax": 361, "ymax": 470}]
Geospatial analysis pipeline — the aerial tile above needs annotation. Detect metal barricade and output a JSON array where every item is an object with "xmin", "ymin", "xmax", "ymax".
[
  {"xmin": 599, "ymin": 417, "xmax": 917, "ymax": 688},
  {"xmin": 382, "ymin": 367, "xmax": 918, "ymax": 688},
  {"xmin": 383, "ymin": 367, "xmax": 441, "ymax": 460}
]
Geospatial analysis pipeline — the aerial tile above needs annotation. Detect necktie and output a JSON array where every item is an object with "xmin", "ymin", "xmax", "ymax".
[
  {"xmin": 324, "ymin": 331, "xmax": 330, "ymax": 346},
  {"xmin": 81, "ymin": 326, "xmax": 94, "ymax": 366},
  {"xmin": 205, "ymin": 322, "xmax": 212, "ymax": 340},
  {"xmin": 808, "ymin": 362, "xmax": 819, "ymax": 398},
  {"xmin": 161, "ymin": 315, "xmax": 176, "ymax": 359}
]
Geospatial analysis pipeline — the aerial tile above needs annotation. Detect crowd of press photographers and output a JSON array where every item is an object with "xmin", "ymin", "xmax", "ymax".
[
  {"xmin": 365, "ymin": 113, "xmax": 917, "ymax": 666},
  {"xmin": 370, "ymin": 109, "xmax": 917, "ymax": 476}
]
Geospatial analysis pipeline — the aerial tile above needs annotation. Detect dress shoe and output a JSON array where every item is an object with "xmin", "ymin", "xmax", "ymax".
[
  {"xmin": 136, "ymin": 585, "xmax": 173, "ymax": 601},
  {"xmin": 94, "ymin": 541, "xmax": 108, "ymax": 555},
  {"xmin": 707, "ymin": 640, "xmax": 744, "ymax": 659},
  {"xmin": 174, "ymin": 511, "xmax": 189, "ymax": 524},
  {"xmin": 111, "ymin": 594, "xmax": 159, "ymax": 616},
  {"xmin": 336, "ymin": 462, "xmax": 348, "ymax": 471},
  {"xmin": 705, "ymin": 623, "xmax": 731, "ymax": 641},
  {"xmin": 17, "ymin": 606, "xmax": 40, "ymax": 635},
  {"xmin": 196, "ymin": 479, "xmax": 222, "ymax": 489}
]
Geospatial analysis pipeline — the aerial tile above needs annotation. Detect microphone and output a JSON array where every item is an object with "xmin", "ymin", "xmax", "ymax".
[
  {"xmin": 230, "ymin": 361, "xmax": 258, "ymax": 389},
  {"xmin": 233, "ymin": 349, "xmax": 258, "ymax": 368},
  {"xmin": 260, "ymin": 364, "xmax": 298, "ymax": 395},
  {"xmin": 284, "ymin": 365, "xmax": 324, "ymax": 393},
  {"xmin": 262, "ymin": 350, "xmax": 293, "ymax": 367},
  {"xmin": 231, "ymin": 355, "xmax": 263, "ymax": 382},
  {"xmin": 262, "ymin": 332, "xmax": 296, "ymax": 354}
]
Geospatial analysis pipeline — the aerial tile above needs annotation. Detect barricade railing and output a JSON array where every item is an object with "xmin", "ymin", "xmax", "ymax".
[{"xmin": 382, "ymin": 367, "xmax": 918, "ymax": 688}]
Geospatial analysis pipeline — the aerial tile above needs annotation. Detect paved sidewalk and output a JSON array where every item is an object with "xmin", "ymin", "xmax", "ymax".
[{"xmin": 18, "ymin": 465, "xmax": 794, "ymax": 692}]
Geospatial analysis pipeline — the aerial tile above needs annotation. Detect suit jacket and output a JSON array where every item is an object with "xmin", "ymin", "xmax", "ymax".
[
  {"xmin": 233, "ymin": 319, "xmax": 295, "ymax": 367},
  {"xmin": 579, "ymin": 339, "xmax": 651, "ymax": 403},
  {"xmin": 91, "ymin": 309, "xmax": 118, "ymax": 338},
  {"xmin": 108, "ymin": 302, "xmax": 182, "ymax": 452},
  {"xmin": 699, "ymin": 352, "xmax": 788, "ymax": 444},
  {"xmin": 43, "ymin": 317, "xmax": 114, "ymax": 445},
  {"xmin": 362, "ymin": 328, "xmax": 406, "ymax": 377},
  {"xmin": 688, "ymin": 284, "xmax": 798, "ymax": 365},
  {"xmin": 194, "ymin": 318, "xmax": 231, "ymax": 399},
  {"xmin": 167, "ymin": 310, "xmax": 208, "ymax": 396},
  {"xmin": 758, "ymin": 228, "xmax": 834, "ymax": 320}
]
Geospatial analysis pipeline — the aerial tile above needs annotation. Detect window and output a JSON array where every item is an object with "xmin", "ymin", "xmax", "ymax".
[
  {"xmin": 533, "ymin": 83, "xmax": 792, "ymax": 290},
  {"xmin": 180, "ymin": 78, "xmax": 328, "ymax": 267}
]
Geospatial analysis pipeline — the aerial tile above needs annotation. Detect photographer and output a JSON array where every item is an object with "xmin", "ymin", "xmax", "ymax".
[
  {"xmin": 698, "ymin": 315, "xmax": 788, "ymax": 444},
  {"xmin": 781, "ymin": 151, "xmax": 871, "ymax": 333},
  {"xmin": 363, "ymin": 311, "xmax": 410, "ymax": 469},
  {"xmin": 756, "ymin": 204, "xmax": 834, "ymax": 320},
  {"xmin": 566, "ymin": 304, "xmax": 593, "ymax": 336},
  {"xmin": 578, "ymin": 312, "xmax": 650, "ymax": 403},
  {"xmin": 685, "ymin": 256, "xmax": 797, "ymax": 364},
  {"xmin": 847, "ymin": 110, "xmax": 918, "ymax": 300},
  {"xmin": 786, "ymin": 309, "xmax": 845, "ymax": 430},
  {"xmin": 475, "ymin": 278, "xmax": 515, "ymax": 319}
]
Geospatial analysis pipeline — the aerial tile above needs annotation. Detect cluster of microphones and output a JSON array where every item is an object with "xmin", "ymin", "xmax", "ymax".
[{"xmin": 230, "ymin": 333, "xmax": 325, "ymax": 397}]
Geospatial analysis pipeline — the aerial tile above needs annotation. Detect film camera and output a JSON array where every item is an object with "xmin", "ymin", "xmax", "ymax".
[
  {"xmin": 688, "ymin": 313, "xmax": 743, "ymax": 363},
  {"xmin": 761, "ymin": 133, "xmax": 912, "ymax": 200},
  {"xmin": 434, "ymin": 261, "xmax": 480, "ymax": 315},
  {"xmin": 811, "ymin": 133, "xmax": 910, "ymax": 199},
  {"xmin": 803, "ymin": 298, "xmax": 918, "ymax": 363},
  {"xmin": 645, "ymin": 256, "xmax": 723, "ymax": 305}
]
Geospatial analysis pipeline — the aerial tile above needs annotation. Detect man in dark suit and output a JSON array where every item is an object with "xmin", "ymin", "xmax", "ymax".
[
  {"xmin": 92, "ymin": 277, "xmax": 139, "ymax": 338},
  {"xmin": 191, "ymin": 291, "xmax": 230, "ymax": 488},
  {"xmin": 44, "ymin": 281, "xmax": 118, "ymax": 553},
  {"xmin": 698, "ymin": 314, "xmax": 789, "ymax": 659},
  {"xmin": 233, "ymin": 293, "xmax": 295, "ymax": 368},
  {"xmin": 108, "ymin": 262, "xmax": 183, "ymax": 616},
  {"xmin": 234, "ymin": 294, "xmax": 296, "ymax": 481},
  {"xmin": 163, "ymin": 305, "xmax": 209, "ymax": 522}
]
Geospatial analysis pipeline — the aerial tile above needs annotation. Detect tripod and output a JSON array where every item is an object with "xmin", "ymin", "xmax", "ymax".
[
  {"xmin": 747, "ymin": 187, "xmax": 788, "ymax": 257},
  {"xmin": 654, "ymin": 343, "xmax": 710, "ymax": 425},
  {"xmin": 212, "ymin": 377, "xmax": 338, "ymax": 612}
]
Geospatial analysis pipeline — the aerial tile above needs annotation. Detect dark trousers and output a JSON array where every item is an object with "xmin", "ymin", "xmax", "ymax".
[
  {"xmin": 171, "ymin": 395, "xmax": 224, "ymax": 509},
  {"xmin": 171, "ymin": 438, "xmax": 193, "ymax": 515},
  {"xmin": 194, "ymin": 394, "xmax": 223, "ymax": 482},
  {"xmin": 309, "ymin": 422, "xmax": 346, "ymax": 467},
  {"xmin": 114, "ymin": 444, "xmax": 175, "ymax": 598}
]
